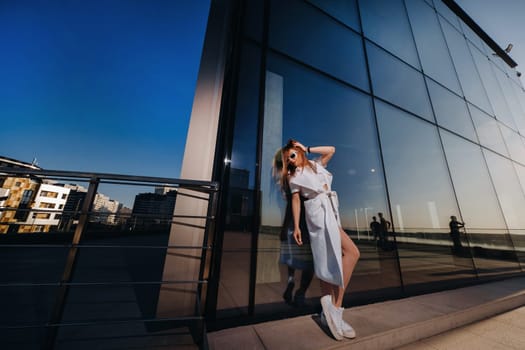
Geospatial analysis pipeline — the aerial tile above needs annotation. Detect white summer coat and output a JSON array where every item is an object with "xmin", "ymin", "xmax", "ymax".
[{"xmin": 288, "ymin": 160, "xmax": 344, "ymax": 287}]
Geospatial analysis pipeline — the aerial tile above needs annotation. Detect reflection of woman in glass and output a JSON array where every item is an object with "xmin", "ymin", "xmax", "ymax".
[
  {"xmin": 273, "ymin": 150, "xmax": 314, "ymax": 307},
  {"xmin": 280, "ymin": 139, "xmax": 360, "ymax": 340}
]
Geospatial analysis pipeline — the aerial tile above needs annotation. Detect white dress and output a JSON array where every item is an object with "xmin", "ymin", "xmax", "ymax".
[{"xmin": 288, "ymin": 160, "xmax": 344, "ymax": 287}]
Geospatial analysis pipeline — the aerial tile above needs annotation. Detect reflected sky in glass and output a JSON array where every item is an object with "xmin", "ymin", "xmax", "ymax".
[
  {"xmin": 426, "ymin": 78, "xmax": 477, "ymax": 141},
  {"xmin": 367, "ymin": 41, "xmax": 434, "ymax": 121},
  {"xmin": 270, "ymin": 0, "xmax": 368, "ymax": 91},
  {"xmin": 262, "ymin": 53, "xmax": 388, "ymax": 229},
  {"xmin": 440, "ymin": 130, "xmax": 508, "ymax": 232},
  {"xmin": 483, "ymin": 149, "xmax": 525, "ymax": 230},
  {"xmin": 359, "ymin": 0, "xmax": 420, "ymax": 69},
  {"xmin": 406, "ymin": 0, "xmax": 462, "ymax": 95},
  {"xmin": 375, "ymin": 99, "xmax": 458, "ymax": 231}
]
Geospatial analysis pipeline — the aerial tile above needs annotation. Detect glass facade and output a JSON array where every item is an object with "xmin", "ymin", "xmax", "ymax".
[{"xmin": 215, "ymin": 0, "xmax": 525, "ymax": 323}]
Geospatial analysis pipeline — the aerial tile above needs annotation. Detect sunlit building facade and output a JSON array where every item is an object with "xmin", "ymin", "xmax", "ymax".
[{"xmin": 177, "ymin": 0, "xmax": 525, "ymax": 326}]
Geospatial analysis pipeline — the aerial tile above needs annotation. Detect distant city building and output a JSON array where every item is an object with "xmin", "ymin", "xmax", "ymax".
[
  {"xmin": 22, "ymin": 183, "xmax": 70, "ymax": 232},
  {"xmin": 92, "ymin": 192, "xmax": 120, "ymax": 224},
  {"xmin": 0, "ymin": 177, "xmax": 69, "ymax": 233},
  {"xmin": 131, "ymin": 190, "xmax": 177, "ymax": 228},
  {"xmin": 57, "ymin": 184, "xmax": 88, "ymax": 231},
  {"xmin": 0, "ymin": 176, "xmax": 40, "ymax": 233},
  {"xmin": 154, "ymin": 186, "xmax": 178, "ymax": 195}
]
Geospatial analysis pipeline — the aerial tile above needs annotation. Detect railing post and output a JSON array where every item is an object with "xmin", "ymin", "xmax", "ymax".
[
  {"xmin": 43, "ymin": 176, "xmax": 99, "ymax": 350},
  {"xmin": 194, "ymin": 184, "xmax": 218, "ymax": 349}
]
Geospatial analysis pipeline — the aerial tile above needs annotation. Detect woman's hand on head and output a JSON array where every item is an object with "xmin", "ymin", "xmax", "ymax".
[
  {"xmin": 293, "ymin": 228, "xmax": 303, "ymax": 246},
  {"xmin": 292, "ymin": 140, "xmax": 307, "ymax": 153}
]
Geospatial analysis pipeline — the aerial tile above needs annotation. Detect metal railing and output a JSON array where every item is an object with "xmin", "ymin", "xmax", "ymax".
[{"xmin": 0, "ymin": 167, "xmax": 219, "ymax": 349}]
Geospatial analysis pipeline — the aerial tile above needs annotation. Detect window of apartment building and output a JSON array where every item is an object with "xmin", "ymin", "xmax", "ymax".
[
  {"xmin": 39, "ymin": 202, "xmax": 56, "ymax": 209},
  {"xmin": 20, "ymin": 190, "xmax": 33, "ymax": 204},
  {"xmin": 14, "ymin": 189, "xmax": 34, "ymax": 221},
  {"xmin": 15, "ymin": 181, "xmax": 21, "ymax": 187},
  {"xmin": 40, "ymin": 191, "xmax": 58, "ymax": 198},
  {"xmin": 35, "ymin": 213, "xmax": 51, "ymax": 219},
  {"xmin": 62, "ymin": 193, "xmax": 67, "ymax": 199}
]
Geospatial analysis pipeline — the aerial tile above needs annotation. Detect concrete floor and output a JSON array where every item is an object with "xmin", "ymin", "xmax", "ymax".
[
  {"xmin": 208, "ymin": 276, "xmax": 525, "ymax": 350},
  {"xmin": 396, "ymin": 306, "xmax": 525, "ymax": 350}
]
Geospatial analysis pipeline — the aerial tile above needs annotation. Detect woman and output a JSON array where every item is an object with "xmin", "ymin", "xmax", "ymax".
[{"xmin": 280, "ymin": 139, "xmax": 360, "ymax": 340}]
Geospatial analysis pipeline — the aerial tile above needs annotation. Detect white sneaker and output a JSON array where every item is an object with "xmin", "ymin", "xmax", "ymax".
[
  {"xmin": 321, "ymin": 306, "xmax": 356, "ymax": 339},
  {"xmin": 320, "ymin": 295, "xmax": 343, "ymax": 341},
  {"xmin": 341, "ymin": 318, "xmax": 356, "ymax": 339}
]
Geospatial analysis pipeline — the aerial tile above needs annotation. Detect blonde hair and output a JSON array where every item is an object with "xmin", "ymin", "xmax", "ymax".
[{"xmin": 273, "ymin": 139, "xmax": 312, "ymax": 192}]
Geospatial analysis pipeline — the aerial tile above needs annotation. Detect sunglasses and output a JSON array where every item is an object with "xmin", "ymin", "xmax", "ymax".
[{"xmin": 288, "ymin": 151, "xmax": 297, "ymax": 161}]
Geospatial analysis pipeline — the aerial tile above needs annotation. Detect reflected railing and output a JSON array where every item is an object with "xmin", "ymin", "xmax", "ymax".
[{"xmin": 0, "ymin": 167, "xmax": 219, "ymax": 349}]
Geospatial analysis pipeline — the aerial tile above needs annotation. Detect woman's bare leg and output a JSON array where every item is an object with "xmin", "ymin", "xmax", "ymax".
[
  {"xmin": 319, "ymin": 228, "xmax": 360, "ymax": 306},
  {"xmin": 333, "ymin": 228, "xmax": 360, "ymax": 307}
]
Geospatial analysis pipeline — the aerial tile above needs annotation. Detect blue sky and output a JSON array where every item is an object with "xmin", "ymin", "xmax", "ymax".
[
  {"xmin": 0, "ymin": 0, "xmax": 210, "ymax": 177},
  {"xmin": 456, "ymin": 0, "xmax": 525, "ymax": 85}
]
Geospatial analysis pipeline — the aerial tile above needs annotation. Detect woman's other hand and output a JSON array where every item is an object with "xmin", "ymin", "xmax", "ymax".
[{"xmin": 293, "ymin": 228, "xmax": 303, "ymax": 246}]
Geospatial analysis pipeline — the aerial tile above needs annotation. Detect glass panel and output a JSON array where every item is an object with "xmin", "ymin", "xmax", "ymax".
[
  {"xmin": 499, "ymin": 125, "xmax": 525, "ymax": 165},
  {"xmin": 511, "ymin": 81, "xmax": 525, "ymax": 123},
  {"xmin": 470, "ymin": 43, "xmax": 516, "ymax": 131},
  {"xmin": 513, "ymin": 163, "xmax": 525, "ymax": 265},
  {"xmin": 426, "ymin": 78, "xmax": 477, "ymax": 141},
  {"xmin": 258, "ymin": 53, "xmax": 400, "ymax": 314},
  {"xmin": 459, "ymin": 21, "xmax": 484, "ymax": 53},
  {"xmin": 493, "ymin": 66, "xmax": 525, "ymax": 133},
  {"xmin": 469, "ymin": 103, "xmax": 509, "ymax": 157},
  {"xmin": 359, "ymin": 0, "xmax": 420, "ymax": 68},
  {"xmin": 432, "ymin": 0, "xmax": 461, "ymax": 31},
  {"xmin": 484, "ymin": 149, "xmax": 525, "ymax": 228},
  {"xmin": 405, "ymin": 0, "xmax": 461, "ymax": 95},
  {"xmin": 484, "ymin": 150, "xmax": 525, "ymax": 267},
  {"xmin": 217, "ymin": 42, "xmax": 261, "ymax": 316},
  {"xmin": 440, "ymin": 18, "xmax": 494, "ymax": 115},
  {"xmin": 375, "ymin": 99, "xmax": 476, "ymax": 289},
  {"xmin": 511, "ymin": 82, "xmax": 525, "ymax": 136},
  {"xmin": 440, "ymin": 130, "xmax": 519, "ymax": 277},
  {"xmin": 367, "ymin": 41, "xmax": 433, "ymax": 121},
  {"xmin": 269, "ymin": 0, "xmax": 369, "ymax": 91},
  {"xmin": 308, "ymin": 0, "xmax": 360, "ymax": 32}
]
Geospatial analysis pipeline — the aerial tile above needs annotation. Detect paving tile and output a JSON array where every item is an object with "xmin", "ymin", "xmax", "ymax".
[
  {"xmin": 208, "ymin": 326, "xmax": 265, "ymax": 350},
  {"xmin": 254, "ymin": 314, "xmax": 343, "ymax": 350},
  {"xmin": 418, "ymin": 328, "xmax": 510, "ymax": 350},
  {"xmin": 394, "ymin": 340, "xmax": 439, "ymax": 350},
  {"xmin": 490, "ymin": 306, "xmax": 525, "ymax": 330},
  {"xmin": 464, "ymin": 317, "xmax": 525, "ymax": 349}
]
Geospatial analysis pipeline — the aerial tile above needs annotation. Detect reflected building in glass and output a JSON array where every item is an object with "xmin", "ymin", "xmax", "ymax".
[{"xmin": 181, "ymin": 0, "xmax": 525, "ymax": 327}]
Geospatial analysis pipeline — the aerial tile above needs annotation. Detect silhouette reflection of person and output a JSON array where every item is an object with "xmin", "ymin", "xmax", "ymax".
[
  {"xmin": 370, "ymin": 216, "xmax": 381, "ymax": 246},
  {"xmin": 378, "ymin": 212, "xmax": 391, "ymax": 250},
  {"xmin": 449, "ymin": 215, "xmax": 465, "ymax": 254},
  {"xmin": 279, "ymin": 192, "xmax": 314, "ymax": 306},
  {"xmin": 273, "ymin": 149, "xmax": 314, "ymax": 307}
]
